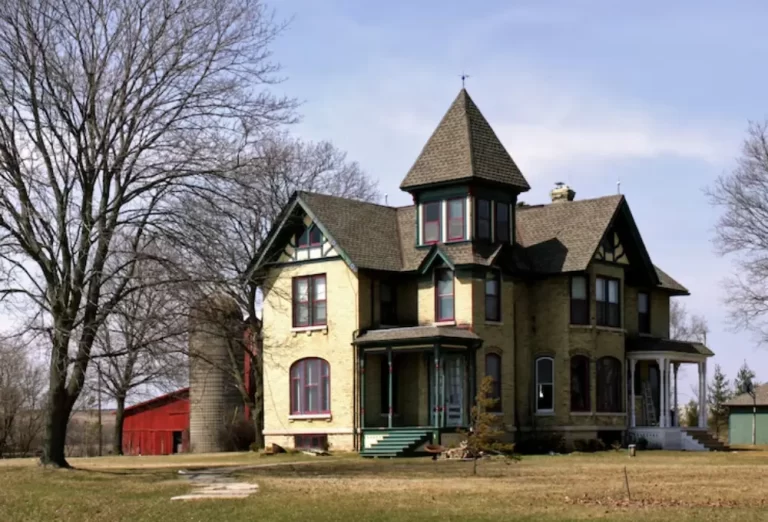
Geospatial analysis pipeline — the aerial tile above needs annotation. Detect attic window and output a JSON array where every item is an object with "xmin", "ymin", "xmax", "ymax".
[{"xmin": 298, "ymin": 225, "xmax": 323, "ymax": 248}]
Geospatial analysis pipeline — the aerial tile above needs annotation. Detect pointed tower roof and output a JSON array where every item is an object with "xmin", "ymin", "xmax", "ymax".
[{"xmin": 400, "ymin": 89, "xmax": 530, "ymax": 192}]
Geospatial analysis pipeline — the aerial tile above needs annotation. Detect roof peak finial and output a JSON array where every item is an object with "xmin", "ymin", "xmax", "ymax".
[{"xmin": 460, "ymin": 72, "xmax": 470, "ymax": 89}]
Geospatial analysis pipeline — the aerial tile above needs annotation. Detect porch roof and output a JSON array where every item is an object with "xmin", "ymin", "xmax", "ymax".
[
  {"xmin": 626, "ymin": 336, "xmax": 713, "ymax": 357},
  {"xmin": 353, "ymin": 325, "xmax": 482, "ymax": 348}
]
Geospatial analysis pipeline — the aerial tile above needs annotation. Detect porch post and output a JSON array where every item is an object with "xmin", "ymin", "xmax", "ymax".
[
  {"xmin": 673, "ymin": 363, "xmax": 679, "ymax": 428},
  {"xmin": 657, "ymin": 357, "xmax": 667, "ymax": 427},
  {"xmin": 699, "ymin": 360, "xmax": 707, "ymax": 428},
  {"xmin": 440, "ymin": 350, "xmax": 446, "ymax": 428},
  {"xmin": 629, "ymin": 359, "xmax": 637, "ymax": 428},
  {"xmin": 359, "ymin": 348, "xmax": 365, "ymax": 429},
  {"xmin": 387, "ymin": 347, "xmax": 393, "ymax": 429},
  {"xmin": 432, "ymin": 343, "xmax": 440, "ymax": 444}
]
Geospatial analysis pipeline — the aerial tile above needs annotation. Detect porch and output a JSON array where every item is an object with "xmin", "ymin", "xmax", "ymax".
[
  {"xmin": 353, "ymin": 326, "xmax": 482, "ymax": 457},
  {"xmin": 626, "ymin": 337, "xmax": 715, "ymax": 450}
]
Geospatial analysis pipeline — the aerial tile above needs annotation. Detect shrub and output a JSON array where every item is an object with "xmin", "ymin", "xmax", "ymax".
[{"xmin": 636, "ymin": 436, "xmax": 649, "ymax": 451}]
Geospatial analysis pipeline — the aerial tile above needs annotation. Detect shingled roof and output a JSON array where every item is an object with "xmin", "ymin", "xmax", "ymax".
[
  {"xmin": 399, "ymin": 89, "xmax": 530, "ymax": 192},
  {"xmin": 515, "ymin": 195, "xmax": 624, "ymax": 273},
  {"xmin": 726, "ymin": 384, "xmax": 768, "ymax": 407},
  {"xmin": 298, "ymin": 192, "xmax": 402, "ymax": 272}
]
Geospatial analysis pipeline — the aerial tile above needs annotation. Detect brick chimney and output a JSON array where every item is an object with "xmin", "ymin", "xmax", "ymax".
[{"xmin": 550, "ymin": 182, "xmax": 575, "ymax": 203}]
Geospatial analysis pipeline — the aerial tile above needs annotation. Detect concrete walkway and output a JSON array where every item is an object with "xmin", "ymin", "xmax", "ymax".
[{"xmin": 171, "ymin": 457, "xmax": 342, "ymax": 501}]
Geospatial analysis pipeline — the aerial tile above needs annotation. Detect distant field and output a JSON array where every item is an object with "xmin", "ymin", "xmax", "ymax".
[{"xmin": 1, "ymin": 450, "xmax": 767, "ymax": 521}]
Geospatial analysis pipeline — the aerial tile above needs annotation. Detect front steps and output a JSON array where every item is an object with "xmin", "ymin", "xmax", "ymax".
[
  {"xmin": 683, "ymin": 429, "xmax": 730, "ymax": 451},
  {"xmin": 360, "ymin": 429, "xmax": 432, "ymax": 458}
]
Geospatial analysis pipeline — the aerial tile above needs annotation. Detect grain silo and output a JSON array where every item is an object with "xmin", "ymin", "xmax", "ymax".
[{"xmin": 188, "ymin": 294, "xmax": 245, "ymax": 453}]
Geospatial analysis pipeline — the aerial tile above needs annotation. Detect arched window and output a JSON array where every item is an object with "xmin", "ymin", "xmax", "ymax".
[
  {"xmin": 485, "ymin": 353, "xmax": 502, "ymax": 412},
  {"xmin": 570, "ymin": 355, "xmax": 591, "ymax": 412},
  {"xmin": 597, "ymin": 356, "xmax": 622, "ymax": 412},
  {"xmin": 290, "ymin": 358, "xmax": 330, "ymax": 415},
  {"xmin": 535, "ymin": 357, "xmax": 554, "ymax": 413}
]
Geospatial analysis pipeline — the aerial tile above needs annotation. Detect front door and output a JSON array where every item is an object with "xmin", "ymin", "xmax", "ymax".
[{"xmin": 444, "ymin": 355, "xmax": 465, "ymax": 426}]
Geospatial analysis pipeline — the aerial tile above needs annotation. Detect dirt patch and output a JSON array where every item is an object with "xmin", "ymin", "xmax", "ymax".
[{"xmin": 565, "ymin": 493, "xmax": 768, "ymax": 509}]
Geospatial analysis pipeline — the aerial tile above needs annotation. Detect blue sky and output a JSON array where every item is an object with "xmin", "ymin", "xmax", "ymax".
[{"xmin": 271, "ymin": 0, "xmax": 767, "ymax": 401}]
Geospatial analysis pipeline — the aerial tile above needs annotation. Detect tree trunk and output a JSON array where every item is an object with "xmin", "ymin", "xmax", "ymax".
[
  {"xmin": 40, "ymin": 387, "xmax": 72, "ymax": 468},
  {"xmin": 251, "ymin": 394, "xmax": 264, "ymax": 449},
  {"xmin": 113, "ymin": 396, "xmax": 126, "ymax": 455}
]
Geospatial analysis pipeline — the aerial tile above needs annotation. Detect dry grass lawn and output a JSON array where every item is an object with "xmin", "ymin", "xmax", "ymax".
[{"xmin": 1, "ymin": 450, "xmax": 768, "ymax": 521}]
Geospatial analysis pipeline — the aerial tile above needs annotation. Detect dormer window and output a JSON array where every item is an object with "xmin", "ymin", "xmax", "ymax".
[
  {"xmin": 447, "ymin": 198, "xmax": 465, "ymax": 241},
  {"xmin": 298, "ymin": 225, "xmax": 323, "ymax": 248},
  {"xmin": 476, "ymin": 199, "xmax": 491, "ymax": 240},
  {"xmin": 495, "ymin": 202, "xmax": 510, "ymax": 243},
  {"xmin": 423, "ymin": 201, "xmax": 441, "ymax": 244}
]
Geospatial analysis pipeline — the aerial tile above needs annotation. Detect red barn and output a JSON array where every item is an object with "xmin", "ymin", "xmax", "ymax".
[{"xmin": 122, "ymin": 388, "xmax": 190, "ymax": 456}]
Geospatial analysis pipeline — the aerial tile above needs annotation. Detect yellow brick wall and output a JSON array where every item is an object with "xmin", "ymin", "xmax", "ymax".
[
  {"xmin": 624, "ymin": 285, "xmax": 670, "ymax": 339},
  {"xmin": 650, "ymin": 290, "xmax": 670, "ymax": 338},
  {"xmin": 417, "ymin": 267, "xmax": 473, "ymax": 326},
  {"xmin": 471, "ymin": 270, "xmax": 516, "ymax": 430},
  {"xmin": 515, "ymin": 264, "xmax": 629, "ymax": 432},
  {"xmin": 261, "ymin": 259, "xmax": 358, "ymax": 451}
]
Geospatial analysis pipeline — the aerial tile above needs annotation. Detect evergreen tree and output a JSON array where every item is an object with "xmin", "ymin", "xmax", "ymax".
[
  {"xmin": 708, "ymin": 364, "xmax": 732, "ymax": 437},
  {"xmin": 463, "ymin": 376, "xmax": 518, "ymax": 476},
  {"xmin": 734, "ymin": 361, "xmax": 758, "ymax": 396},
  {"xmin": 683, "ymin": 399, "xmax": 699, "ymax": 427}
]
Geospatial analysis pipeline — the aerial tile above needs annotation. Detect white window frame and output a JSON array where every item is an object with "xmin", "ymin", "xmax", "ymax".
[{"xmin": 535, "ymin": 356, "xmax": 555, "ymax": 414}]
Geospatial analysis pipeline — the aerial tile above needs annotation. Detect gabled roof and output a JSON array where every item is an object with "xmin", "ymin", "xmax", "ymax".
[
  {"xmin": 399, "ymin": 89, "xmax": 530, "ymax": 192},
  {"xmin": 515, "ymin": 195, "xmax": 624, "ymax": 273},
  {"xmin": 726, "ymin": 384, "xmax": 768, "ymax": 407},
  {"xmin": 298, "ymin": 192, "xmax": 402, "ymax": 272},
  {"xmin": 124, "ymin": 388, "xmax": 189, "ymax": 414},
  {"xmin": 254, "ymin": 190, "xmax": 685, "ymax": 297}
]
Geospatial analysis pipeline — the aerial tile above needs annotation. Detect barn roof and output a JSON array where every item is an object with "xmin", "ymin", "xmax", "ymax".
[{"xmin": 124, "ymin": 388, "xmax": 190, "ymax": 414}]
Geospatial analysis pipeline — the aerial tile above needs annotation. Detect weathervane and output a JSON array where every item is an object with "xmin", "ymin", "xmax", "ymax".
[{"xmin": 460, "ymin": 72, "xmax": 470, "ymax": 88}]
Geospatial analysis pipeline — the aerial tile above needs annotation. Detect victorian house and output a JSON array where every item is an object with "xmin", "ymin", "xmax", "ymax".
[{"xmin": 252, "ymin": 89, "xmax": 716, "ymax": 455}]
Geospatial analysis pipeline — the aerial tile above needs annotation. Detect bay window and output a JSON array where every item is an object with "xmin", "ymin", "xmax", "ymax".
[
  {"xmin": 495, "ymin": 202, "xmax": 510, "ymax": 243},
  {"xmin": 423, "ymin": 201, "xmax": 441, "ymax": 244},
  {"xmin": 447, "ymin": 198, "xmax": 465, "ymax": 241},
  {"xmin": 476, "ymin": 199, "xmax": 491, "ymax": 240}
]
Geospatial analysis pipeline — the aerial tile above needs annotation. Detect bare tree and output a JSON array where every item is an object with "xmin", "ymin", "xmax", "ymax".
[
  {"xmin": 170, "ymin": 134, "xmax": 378, "ymax": 448},
  {"xmin": 670, "ymin": 299, "xmax": 709, "ymax": 343},
  {"xmin": 0, "ymin": 342, "xmax": 46, "ymax": 457},
  {"xmin": 93, "ymin": 263, "xmax": 187, "ymax": 455},
  {"xmin": 0, "ymin": 0, "xmax": 294, "ymax": 467},
  {"xmin": 708, "ymin": 121, "xmax": 768, "ymax": 342}
]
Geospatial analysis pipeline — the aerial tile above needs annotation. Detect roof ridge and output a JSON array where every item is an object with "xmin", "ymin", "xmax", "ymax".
[
  {"xmin": 516, "ymin": 193, "xmax": 624, "ymax": 211},
  {"xmin": 298, "ymin": 190, "xmax": 398, "ymax": 211}
]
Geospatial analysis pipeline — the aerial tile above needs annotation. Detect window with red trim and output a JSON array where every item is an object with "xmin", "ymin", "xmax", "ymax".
[
  {"xmin": 298, "ymin": 225, "xmax": 323, "ymax": 248},
  {"xmin": 485, "ymin": 353, "xmax": 502, "ymax": 412},
  {"xmin": 290, "ymin": 358, "xmax": 330, "ymax": 415},
  {"xmin": 476, "ymin": 199, "xmax": 491, "ymax": 240},
  {"xmin": 495, "ymin": 202, "xmax": 510, "ymax": 242},
  {"xmin": 292, "ymin": 274, "xmax": 327, "ymax": 327},
  {"xmin": 423, "ymin": 201, "xmax": 441, "ymax": 244},
  {"xmin": 435, "ymin": 268, "xmax": 454, "ymax": 321},
  {"xmin": 447, "ymin": 198, "xmax": 465, "ymax": 241}
]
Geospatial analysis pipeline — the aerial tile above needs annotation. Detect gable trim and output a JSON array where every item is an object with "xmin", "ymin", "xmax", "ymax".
[
  {"xmin": 587, "ymin": 198, "xmax": 659, "ymax": 286},
  {"xmin": 250, "ymin": 192, "xmax": 359, "ymax": 277},
  {"xmin": 418, "ymin": 245, "xmax": 456, "ymax": 274}
]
